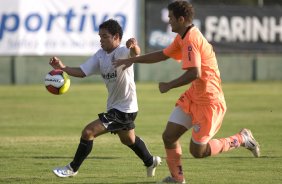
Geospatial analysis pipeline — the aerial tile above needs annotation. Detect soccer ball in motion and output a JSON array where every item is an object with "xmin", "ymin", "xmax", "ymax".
[{"xmin": 45, "ymin": 69, "xmax": 70, "ymax": 95}]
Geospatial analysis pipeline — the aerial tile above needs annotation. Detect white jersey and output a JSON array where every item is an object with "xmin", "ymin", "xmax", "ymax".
[{"xmin": 80, "ymin": 45, "xmax": 138, "ymax": 113}]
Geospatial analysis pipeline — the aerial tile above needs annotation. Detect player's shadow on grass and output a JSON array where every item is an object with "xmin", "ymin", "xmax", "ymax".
[
  {"xmin": 32, "ymin": 156, "xmax": 121, "ymax": 160},
  {"xmin": 181, "ymin": 155, "xmax": 275, "ymax": 159},
  {"xmin": 110, "ymin": 182, "xmax": 156, "ymax": 184},
  {"xmin": 224, "ymin": 156, "xmax": 275, "ymax": 159},
  {"xmin": 81, "ymin": 182, "xmax": 156, "ymax": 184}
]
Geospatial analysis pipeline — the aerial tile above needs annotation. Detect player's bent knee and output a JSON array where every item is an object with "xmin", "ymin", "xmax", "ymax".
[
  {"xmin": 190, "ymin": 150, "xmax": 206, "ymax": 158},
  {"xmin": 81, "ymin": 128, "xmax": 95, "ymax": 140},
  {"xmin": 120, "ymin": 138, "xmax": 135, "ymax": 145},
  {"xmin": 190, "ymin": 142, "xmax": 210, "ymax": 158},
  {"xmin": 162, "ymin": 132, "xmax": 176, "ymax": 145}
]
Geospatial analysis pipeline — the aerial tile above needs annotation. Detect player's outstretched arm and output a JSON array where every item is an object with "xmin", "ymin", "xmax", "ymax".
[
  {"xmin": 49, "ymin": 57, "xmax": 86, "ymax": 78},
  {"xmin": 113, "ymin": 50, "xmax": 169, "ymax": 70}
]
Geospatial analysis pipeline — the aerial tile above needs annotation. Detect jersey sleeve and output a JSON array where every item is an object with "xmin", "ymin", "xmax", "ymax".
[
  {"xmin": 182, "ymin": 33, "xmax": 201, "ymax": 69},
  {"xmin": 80, "ymin": 52, "xmax": 100, "ymax": 76},
  {"xmin": 163, "ymin": 36, "xmax": 182, "ymax": 61}
]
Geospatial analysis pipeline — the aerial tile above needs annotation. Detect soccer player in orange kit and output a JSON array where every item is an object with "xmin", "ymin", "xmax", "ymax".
[{"xmin": 114, "ymin": 1, "xmax": 260, "ymax": 183}]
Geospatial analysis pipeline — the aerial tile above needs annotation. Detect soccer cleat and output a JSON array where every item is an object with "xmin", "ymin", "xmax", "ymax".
[
  {"xmin": 240, "ymin": 128, "xmax": 260, "ymax": 157},
  {"xmin": 53, "ymin": 164, "xmax": 78, "ymax": 178},
  {"xmin": 160, "ymin": 176, "xmax": 186, "ymax": 184},
  {"xmin": 146, "ymin": 156, "xmax": 162, "ymax": 177}
]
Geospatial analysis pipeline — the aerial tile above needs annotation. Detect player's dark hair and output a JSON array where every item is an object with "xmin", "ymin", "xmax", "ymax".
[
  {"xmin": 99, "ymin": 19, "xmax": 123, "ymax": 40},
  {"xmin": 168, "ymin": 0, "xmax": 194, "ymax": 23}
]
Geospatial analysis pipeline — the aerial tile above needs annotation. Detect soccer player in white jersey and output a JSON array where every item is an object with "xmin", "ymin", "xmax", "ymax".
[{"xmin": 49, "ymin": 19, "xmax": 161, "ymax": 178}]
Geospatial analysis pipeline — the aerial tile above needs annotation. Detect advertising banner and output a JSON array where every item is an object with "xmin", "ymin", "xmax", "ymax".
[
  {"xmin": 146, "ymin": 1, "xmax": 282, "ymax": 53},
  {"xmin": 0, "ymin": 0, "xmax": 137, "ymax": 55}
]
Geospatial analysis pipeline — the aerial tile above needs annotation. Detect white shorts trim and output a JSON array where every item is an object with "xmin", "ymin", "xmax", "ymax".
[{"xmin": 168, "ymin": 106, "xmax": 193, "ymax": 130}]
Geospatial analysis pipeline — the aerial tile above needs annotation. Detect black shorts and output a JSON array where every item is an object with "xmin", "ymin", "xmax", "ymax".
[{"xmin": 98, "ymin": 108, "xmax": 137, "ymax": 134}]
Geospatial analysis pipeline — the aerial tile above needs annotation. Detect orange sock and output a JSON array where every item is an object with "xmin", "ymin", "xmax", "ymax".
[
  {"xmin": 165, "ymin": 147, "xmax": 185, "ymax": 182},
  {"xmin": 208, "ymin": 133, "xmax": 243, "ymax": 156}
]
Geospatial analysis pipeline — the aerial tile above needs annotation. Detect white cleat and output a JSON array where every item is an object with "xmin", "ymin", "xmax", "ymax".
[
  {"xmin": 53, "ymin": 164, "xmax": 78, "ymax": 178},
  {"xmin": 159, "ymin": 176, "xmax": 186, "ymax": 184},
  {"xmin": 240, "ymin": 128, "xmax": 260, "ymax": 157},
  {"xmin": 147, "ymin": 156, "xmax": 162, "ymax": 177}
]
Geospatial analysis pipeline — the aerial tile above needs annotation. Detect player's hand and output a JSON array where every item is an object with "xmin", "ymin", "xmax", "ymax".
[
  {"xmin": 159, "ymin": 82, "xmax": 171, "ymax": 93},
  {"xmin": 126, "ymin": 38, "xmax": 138, "ymax": 49},
  {"xmin": 49, "ymin": 57, "xmax": 65, "ymax": 69},
  {"xmin": 113, "ymin": 58, "xmax": 133, "ymax": 70},
  {"xmin": 126, "ymin": 38, "xmax": 141, "ymax": 57}
]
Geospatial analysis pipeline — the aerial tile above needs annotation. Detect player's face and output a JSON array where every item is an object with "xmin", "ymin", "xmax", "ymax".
[
  {"xmin": 99, "ymin": 28, "xmax": 119, "ymax": 53},
  {"xmin": 168, "ymin": 10, "xmax": 181, "ymax": 33}
]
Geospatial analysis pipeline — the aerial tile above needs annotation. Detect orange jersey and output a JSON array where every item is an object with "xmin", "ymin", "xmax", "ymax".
[{"xmin": 163, "ymin": 26, "xmax": 225, "ymax": 105}]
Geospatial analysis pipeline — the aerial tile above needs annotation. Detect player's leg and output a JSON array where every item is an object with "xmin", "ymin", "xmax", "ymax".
[
  {"xmin": 208, "ymin": 128, "xmax": 260, "ymax": 157},
  {"xmin": 191, "ymin": 132, "xmax": 247, "ymax": 158},
  {"xmin": 118, "ymin": 129, "xmax": 161, "ymax": 177},
  {"xmin": 70, "ymin": 119, "xmax": 108, "ymax": 171},
  {"xmin": 161, "ymin": 106, "xmax": 192, "ymax": 183},
  {"xmin": 189, "ymin": 102, "xmax": 260, "ymax": 158},
  {"xmin": 191, "ymin": 131, "xmax": 260, "ymax": 158},
  {"xmin": 162, "ymin": 123, "xmax": 187, "ymax": 183},
  {"xmin": 53, "ymin": 119, "xmax": 108, "ymax": 177},
  {"xmin": 114, "ymin": 107, "xmax": 162, "ymax": 177},
  {"xmin": 189, "ymin": 141, "xmax": 211, "ymax": 158},
  {"xmin": 118, "ymin": 129, "xmax": 152, "ymax": 165},
  {"xmin": 189, "ymin": 102, "xmax": 226, "ymax": 158}
]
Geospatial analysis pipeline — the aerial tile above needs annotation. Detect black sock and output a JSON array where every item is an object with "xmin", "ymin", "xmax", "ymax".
[
  {"xmin": 70, "ymin": 138, "xmax": 93, "ymax": 172},
  {"xmin": 127, "ymin": 136, "xmax": 153, "ymax": 167}
]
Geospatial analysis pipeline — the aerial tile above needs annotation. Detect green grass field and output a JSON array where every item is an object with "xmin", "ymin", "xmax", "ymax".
[{"xmin": 0, "ymin": 82, "xmax": 281, "ymax": 184}]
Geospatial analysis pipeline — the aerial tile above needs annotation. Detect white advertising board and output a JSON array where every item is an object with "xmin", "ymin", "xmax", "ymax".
[{"xmin": 0, "ymin": 0, "xmax": 137, "ymax": 55}]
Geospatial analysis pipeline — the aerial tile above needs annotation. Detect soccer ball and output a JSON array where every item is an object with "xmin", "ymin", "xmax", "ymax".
[{"xmin": 44, "ymin": 69, "xmax": 70, "ymax": 95}]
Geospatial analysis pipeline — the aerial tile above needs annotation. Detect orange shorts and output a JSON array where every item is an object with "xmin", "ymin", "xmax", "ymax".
[{"xmin": 176, "ymin": 95, "xmax": 227, "ymax": 144}]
